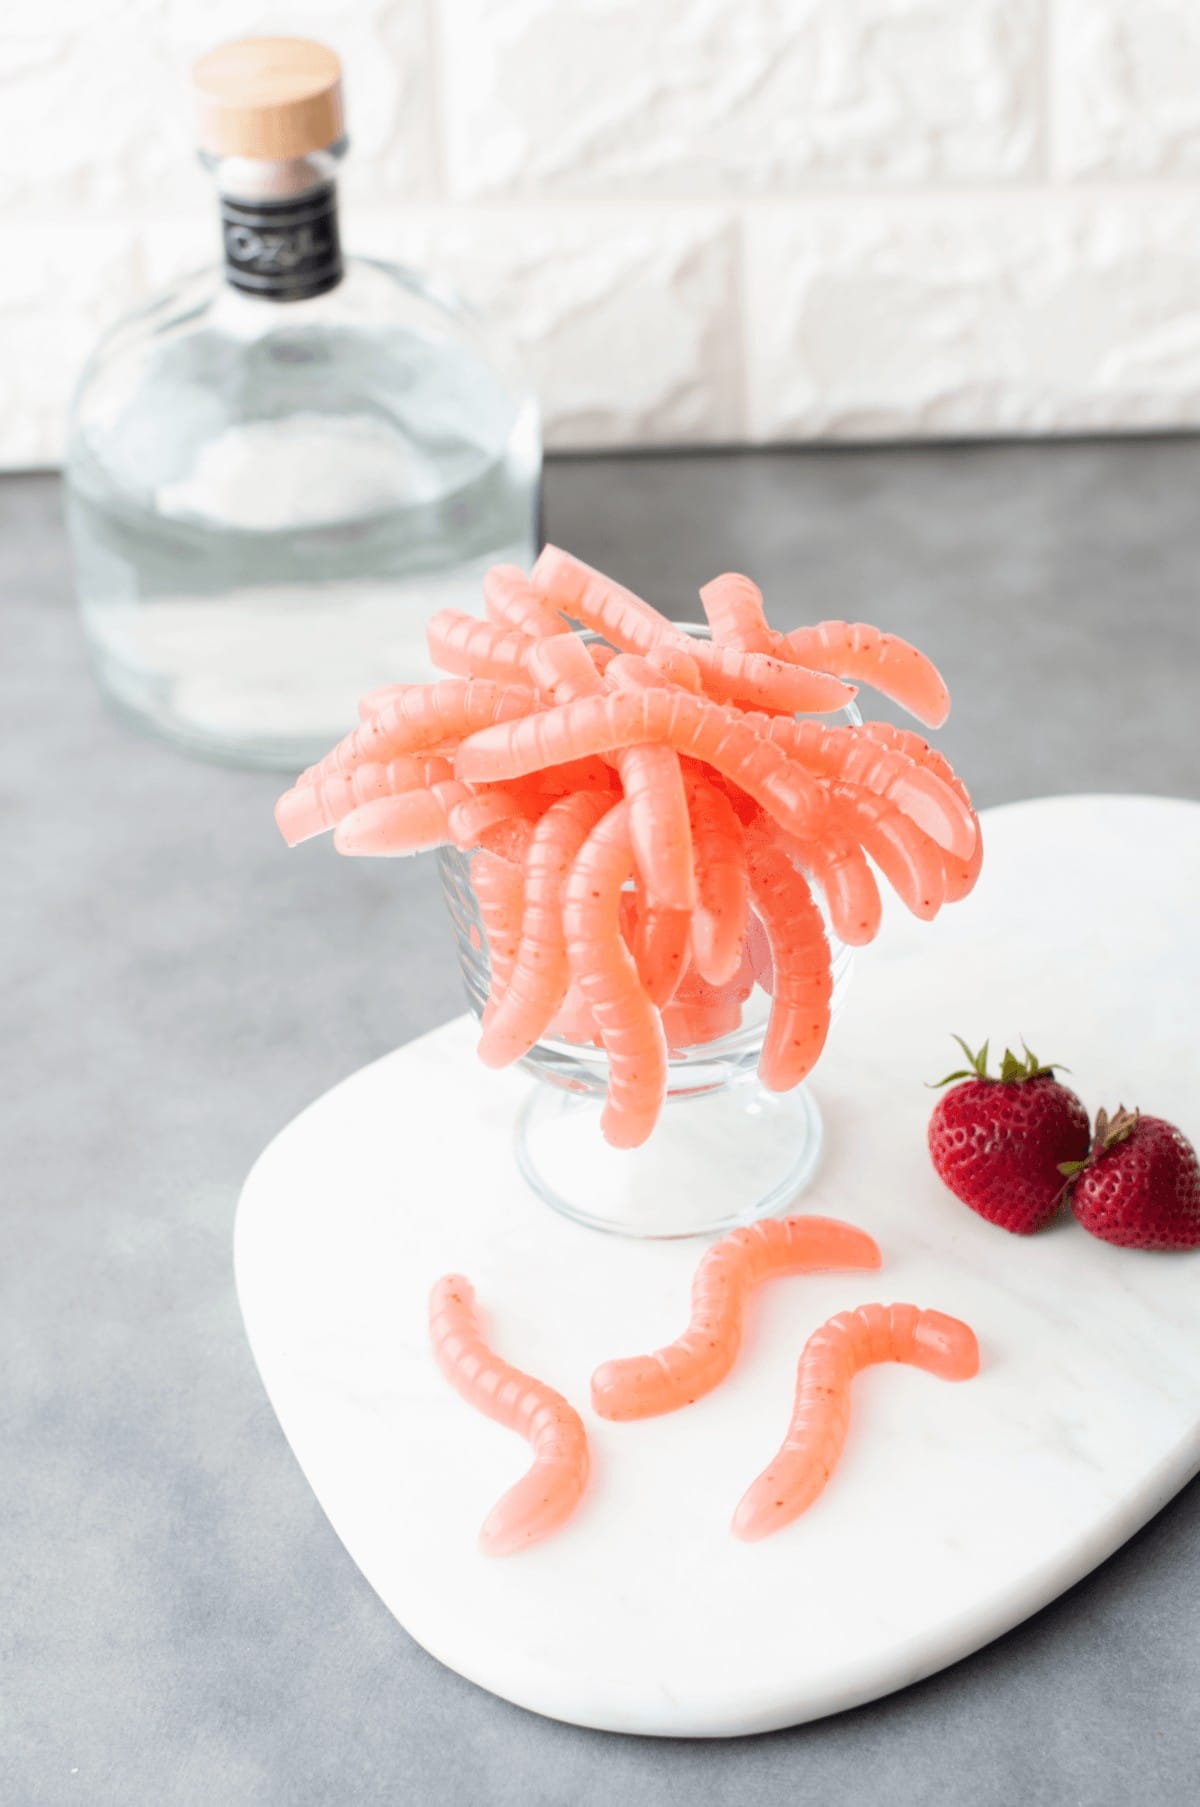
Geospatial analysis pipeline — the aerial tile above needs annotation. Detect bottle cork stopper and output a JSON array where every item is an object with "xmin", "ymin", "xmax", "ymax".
[{"xmin": 193, "ymin": 38, "xmax": 344, "ymax": 161}]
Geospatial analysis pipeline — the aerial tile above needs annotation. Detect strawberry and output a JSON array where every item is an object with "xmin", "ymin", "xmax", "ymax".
[
  {"xmin": 1061, "ymin": 1108, "xmax": 1200, "ymax": 1250},
  {"xmin": 927, "ymin": 1037, "xmax": 1090, "ymax": 1234}
]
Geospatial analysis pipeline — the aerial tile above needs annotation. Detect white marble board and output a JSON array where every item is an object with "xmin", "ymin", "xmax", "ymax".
[{"xmin": 235, "ymin": 795, "xmax": 1200, "ymax": 1737}]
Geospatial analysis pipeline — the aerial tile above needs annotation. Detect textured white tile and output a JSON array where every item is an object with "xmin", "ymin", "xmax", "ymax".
[
  {"xmin": 1056, "ymin": 1, "xmax": 1200, "ymax": 179},
  {"xmin": 9, "ymin": 206, "xmax": 740, "ymax": 467},
  {"xmin": 358, "ymin": 207, "xmax": 743, "ymax": 449},
  {"xmin": 1, "ymin": 0, "xmax": 435, "ymax": 217},
  {"xmin": 745, "ymin": 196, "xmax": 1200, "ymax": 442},
  {"xmin": 0, "ymin": 226, "xmax": 142, "ymax": 469},
  {"xmin": 439, "ymin": 0, "xmax": 1040, "ymax": 196},
  {"xmin": 10, "ymin": 0, "xmax": 1200, "ymax": 467}
]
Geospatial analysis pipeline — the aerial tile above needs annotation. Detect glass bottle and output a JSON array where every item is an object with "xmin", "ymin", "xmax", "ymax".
[{"xmin": 64, "ymin": 37, "xmax": 541, "ymax": 769}]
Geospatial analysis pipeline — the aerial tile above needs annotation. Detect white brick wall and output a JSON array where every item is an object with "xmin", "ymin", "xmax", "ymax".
[{"xmin": 5, "ymin": 0, "xmax": 1200, "ymax": 465}]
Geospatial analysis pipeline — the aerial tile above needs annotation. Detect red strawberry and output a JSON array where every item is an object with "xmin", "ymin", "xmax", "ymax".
[
  {"xmin": 927, "ymin": 1037, "xmax": 1090, "ymax": 1234},
  {"xmin": 1062, "ymin": 1108, "xmax": 1200, "ymax": 1250}
]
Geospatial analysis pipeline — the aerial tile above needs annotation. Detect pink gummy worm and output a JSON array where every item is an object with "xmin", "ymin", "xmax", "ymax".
[
  {"xmin": 861, "ymin": 721, "xmax": 983, "ymax": 902},
  {"xmin": 470, "ymin": 849, "xmax": 524, "ymax": 1019},
  {"xmin": 671, "ymin": 928, "xmax": 755, "ymax": 1012},
  {"xmin": 330, "ymin": 786, "xmax": 460, "ymax": 857},
  {"xmin": 660, "ymin": 991, "xmax": 743, "ymax": 1051},
  {"xmin": 428, "ymin": 1275, "xmax": 590, "ymax": 1557},
  {"xmin": 331, "ymin": 780, "xmax": 532, "ymax": 859},
  {"xmin": 785, "ymin": 827, "xmax": 882, "ymax": 948},
  {"xmin": 643, "ymin": 643, "xmax": 703, "ymax": 692},
  {"xmin": 525, "ymin": 631, "xmax": 606, "ymax": 704},
  {"xmin": 483, "ymin": 563, "xmax": 573, "ymax": 640},
  {"xmin": 732, "ymin": 1303, "xmax": 979, "ymax": 1541},
  {"xmin": 698, "ymin": 572, "xmax": 778, "ymax": 655},
  {"xmin": 534, "ymin": 546, "xmax": 855, "ymax": 713},
  {"xmin": 445, "ymin": 786, "xmax": 536, "ymax": 853},
  {"xmin": 562, "ymin": 801, "xmax": 668, "ymax": 1149},
  {"xmin": 547, "ymin": 979, "xmax": 599, "ymax": 1043},
  {"xmin": 745, "ymin": 907, "xmax": 773, "ymax": 996},
  {"xmin": 826, "ymin": 782, "xmax": 947, "ymax": 922},
  {"xmin": 780, "ymin": 620, "xmax": 951, "ymax": 730},
  {"xmin": 749, "ymin": 714, "xmax": 976, "ymax": 861},
  {"xmin": 603, "ymin": 642, "xmax": 843, "ymax": 756},
  {"xmin": 476, "ymin": 789, "xmax": 615, "ymax": 1068},
  {"xmin": 426, "ymin": 610, "xmax": 533, "ymax": 684},
  {"xmin": 628, "ymin": 900, "xmax": 691, "ymax": 1009},
  {"xmin": 274, "ymin": 753, "xmax": 453, "ymax": 847},
  {"xmin": 531, "ymin": 754, "xmax": 619, "ymax": 799},
  {"xmin": 616, "ymin": 738, "xmax": 695, "ymax": 915},
  {"xmin": 591, "ymin": 1215, "xmax": 883, "ymax": 1421},
  {"xmin": 302, "ymin": 680, "xmax": 538, "ymax": 789},
  {"xmin": 682, "ymin": 771, "xmax": 748, "ymax": 987},
  {"xmin": 604, "ymin": 652, "xmax": 676, "ymax": 696},
  {"xmin": 455, "ymin": 688, "xmax": 830, "ymax": 847},
  {"xmin": 528, "ymin": 636, "xmax": 697, "ymax": 915},
  {"xmin": 357, "ymin": 682, "xmax": 408, "ymax": 720},
  {"xmin": 474, "ymin": 813, "xmax": 535, "ymax": 867},
  {"xmin": 686, "ymin": 640, "xmax": 855, "ymax": 716},
  {"xmin": 664, "ymin": 971, "xmax": 756, "ymax": 1052},
  {"xmin": 745, "ymin": 829, "xmax": 834, "ymax": 1093},
  {"xmin": 532, "ymin": 544, "xmax": 676, "ymax": 654}
]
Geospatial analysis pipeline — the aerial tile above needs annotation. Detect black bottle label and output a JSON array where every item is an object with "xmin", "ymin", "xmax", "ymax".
[{"xmin": 220, "ymin": 184, "xmax": 343, "ymax": 302}]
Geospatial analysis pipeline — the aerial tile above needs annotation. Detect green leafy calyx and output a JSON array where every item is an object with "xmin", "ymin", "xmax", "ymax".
[
  {"xmin": 930, "ymin": 1035, "xmax": 1064, "ymax": 1090},
  {"xmin": 1058, "ymin": 1106, "xmax": 1139, "ymax": 1179}
]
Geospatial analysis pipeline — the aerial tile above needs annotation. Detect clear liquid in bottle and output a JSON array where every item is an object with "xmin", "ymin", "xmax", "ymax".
[{"xmin": 65, "ymin": 39, "xmax": 541, "ymax": 768}]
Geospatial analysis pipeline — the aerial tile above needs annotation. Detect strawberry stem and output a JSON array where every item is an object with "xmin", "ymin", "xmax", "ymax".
[
  {"xmin": 929, "ymin": 1034, "xmax": 1066, "ymax": 1090},
  {"xmin": 1057, "ymin": 1106, "xmax": 1140, "ymax": 1195}
]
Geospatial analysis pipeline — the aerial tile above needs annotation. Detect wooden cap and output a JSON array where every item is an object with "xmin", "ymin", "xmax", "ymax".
[{"xmin": 193, "ymin": 38, "xmax": 344, "ymax": 160}]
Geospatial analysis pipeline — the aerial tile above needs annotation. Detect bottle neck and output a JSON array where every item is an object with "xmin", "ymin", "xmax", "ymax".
[{"xmin": 207, "ymin": 146, "xmax": 345, "ymax": 304}]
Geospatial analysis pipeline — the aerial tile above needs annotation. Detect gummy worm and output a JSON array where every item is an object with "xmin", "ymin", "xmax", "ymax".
[
  {"xmin": 470, "ymin": 848, "xmax": 524, "ymax": 1018},
  {"xmin": 686, "ymin": 640, "xmax": 854, "ymax": 716},
  {"xmin": 562, "ymin": 801, "xmax": 668, "ymax": 1149},
  {"xmin": 534, "ymin": 546, "xmax": 854, "ymax": 712},
  {"xmin": 629, "ymin": 901, "xmax": 691, "ymax": 1009},
  {"xmin": 427, "ymin": 609, "xmax": 534, "ymax": 684},
  {"xmin": 477, "ymin": 789, "xmax": 615, "ymax": 1068},
  {"xmin": 591, "ymin": 1215, "xmax": 882, "ymax": 1421},
  {"xmin": 748, "ymin": 714, "xmax": 975, "ymax": 860},
  {"xmin": 745, "ymin": 825, "xmax": 834, "ymax": 1092},
  {"xmin": 682, "ymin": 771, "xmax": 748, "ymax": 986},
  {"xmin": 732, "ymin": 1303, "xmax": 979, "ymax": 1541},
  {"xmin": 861, "ymin": 721, "xmax": 983, "ymax": 902},
  {"xmin": 275, "ymin": 754, "xmax": 453, "ymax": 847},
  {"xmin": 429, "ymin": 1274, "xmax": 590, "ymax": 1556},
  {"xmin": 483, "ymin": 563, "xmax": 572, "ymax": 640},
  {"xmin": 302, "ymin": 680, "xmax": 539, "ymax": 789},
  {"xmin": 455, "ymin": 688, "xmax": 831, "ymax": 846},
  {"xmin": 643, "ymin": 643, "xmax": 703, "ymax": 692},
  {"xmin": 532, "ymin": 544, "xmax": 678, "ymax": 654},
  {"xmin": 787, "ymin": 829, "xmax": 882, "ymax": 946},
  {"xmin": 826, "ymin": 782, "xmax": 947, "ymax": 922},
  {"xmin": 606, "ymin": 639, "xmax": 854, "ymax": 716},
  {"xmin": 698, "ymin": 572, "xmax": 778, "ymax": 655},
  {"xmin": 780, "ymin": 620, "xmax": 951, "ymax": 730},
  {"xmin": 332, "ymin": 779, "xmax": 533, "ymax": 858},
  {"xmin": 528, "ymin": 635, "xmax": 696, "ymax": 914}
]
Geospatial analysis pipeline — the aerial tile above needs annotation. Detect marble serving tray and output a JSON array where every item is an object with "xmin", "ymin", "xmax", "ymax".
[{"xmin": 236, "ymin": 795, "xmax": 1200, "ymax": 1737}]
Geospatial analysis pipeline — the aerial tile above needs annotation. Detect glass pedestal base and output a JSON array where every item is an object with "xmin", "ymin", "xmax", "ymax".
[{"xmin": 515, "ymin": 1074, "xmax": 824, "ymax": 1239}]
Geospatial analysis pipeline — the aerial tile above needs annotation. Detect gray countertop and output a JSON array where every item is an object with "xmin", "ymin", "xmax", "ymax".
[{"xmin": 4, "ymin": 443, "xmax": 1199, "ymax": 1807}]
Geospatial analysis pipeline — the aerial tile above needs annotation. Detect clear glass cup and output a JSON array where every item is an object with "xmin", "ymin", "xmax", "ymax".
[{"xmin": 439, "ymin": 626, "xmax": 859, "ymax": 1239}]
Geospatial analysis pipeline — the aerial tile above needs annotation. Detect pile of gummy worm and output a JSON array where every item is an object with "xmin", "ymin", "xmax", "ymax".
[
  {"xmin": 276, "ymin": 546, "xmax": 981, "ymax": 1149},
  {"xmin": 429, "ymin": 1216, "xmax": 980, "ymax": 1555}
]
